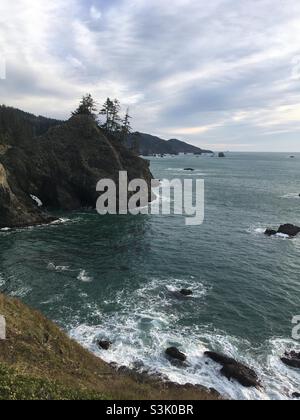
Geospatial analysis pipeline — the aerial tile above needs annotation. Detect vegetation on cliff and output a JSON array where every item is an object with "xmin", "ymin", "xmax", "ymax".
[
  {"xmin": 0, "ymin": 103, "xmax": 151, "ymax": 229},
  {"xmin": 0, "ymin": 294, "xmax": 220, "ymax": 400},
  {"xmin": 126, "ymin": 132, "xmax": 213, "ymax": 156}
]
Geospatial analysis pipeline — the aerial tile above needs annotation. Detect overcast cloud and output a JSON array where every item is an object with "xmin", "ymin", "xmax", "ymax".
[{"xmin": 1, "ymin": 0, "xmax": 300, "ymax": 151}]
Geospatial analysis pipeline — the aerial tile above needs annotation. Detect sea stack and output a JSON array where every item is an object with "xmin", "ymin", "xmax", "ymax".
[{"xmin": 0, "ymin": 107, "xmax": 153, "ymax": 229}]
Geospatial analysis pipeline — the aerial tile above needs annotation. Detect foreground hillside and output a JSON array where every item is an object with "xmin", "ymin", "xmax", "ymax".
[{"xmin": 0, "ymin": 294, "xmax": 220, "ymax": 400}]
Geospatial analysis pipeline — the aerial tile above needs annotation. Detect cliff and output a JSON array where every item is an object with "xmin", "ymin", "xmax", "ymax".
[
  {"xmin": 126, "ymin": 132, "xmax": 213, "ymax": 155},
  {"xmin": 0, "ymin": 293, "xmax": 220, "ymax": 400},
  {"xmin": 0, "ymin": 106, "xmax": 152, "ymax": 229}
]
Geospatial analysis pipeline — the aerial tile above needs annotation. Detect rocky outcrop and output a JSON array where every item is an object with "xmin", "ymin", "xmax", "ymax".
[
  {"xmin": 265, "ymin": 229, "xmax": 277, "ymax": 236},
  {"xmin": 165, "ymin": 347, "xmax": 187, "ymax": 362},
  {"xmin": 0, "ymin": 163, "xmax": 55, "ymax": 228},
  {"xmin": 0, "ymin": 108, "xmax": 153, "ymax": 228},
  {"xmin": 170, "ymin": 289, "xmax": 194, "ymax": 299},
  {"xmin": 220, "ymin": 363, "xmax": 259, "ymax": 388},
  {"xmin": 265, "ymin": 224, "xmax": 300, "ymax": 238},
  {"xmin": 98, "ymin": 340, "xmax": 112, "ymax": 351},
  {"xmin": 179, "ymin": 289, "xmax": 193, "ymax": 297},
  {"xmin": 0, "ymin": 293, "xmax": 221, "ymax": 400},
  {"xmin": 205, "ymin": 352, "xmax": 236, "ymax": 366},
  {"xmin": 277, "ymin": 224, "xmax": 300, "ymax": 237},
  {"xmin": 205, "ymin": 351, "xmax": 260, "ymax": 388},
  {"xmin": 281, "ymin": 351, "xmax": 300, "ymax": 369}
]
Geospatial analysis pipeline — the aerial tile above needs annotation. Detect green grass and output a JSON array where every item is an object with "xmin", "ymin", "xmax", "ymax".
[{"xmin": 0, "ymin": 363, "xmax": 108, "ymax": 400}]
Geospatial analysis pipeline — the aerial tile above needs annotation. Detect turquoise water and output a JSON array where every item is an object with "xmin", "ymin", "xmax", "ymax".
[{"xmin": 0, "ymin": 153, "xmax": 299, "ymax": 399}]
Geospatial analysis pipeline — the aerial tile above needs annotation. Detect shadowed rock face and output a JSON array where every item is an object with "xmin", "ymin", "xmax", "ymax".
[
  {"xmin": 281, "ymin": 351, "xmax": 300, "ymax": 369},
  {"xmin": 204, "ymin": 351, "xmax": 260, "ymax": 388},
  {"xmin": 0, "ymin": 162, "xmax": 55, "ymax": 228},
  {"xmin": 277, "ymin": 224, "xmax": 300, "ymax": 237},
  {"xmin": 0, "ymin": 110, "xmax": 153, "ymax": 228},
  {"xmin": 98, "ymin": 340, "xmax": 112, "ymax": 351},
  {"xmin": 165, "ymin": 347, "xmax": 187, "ymax": 362}
]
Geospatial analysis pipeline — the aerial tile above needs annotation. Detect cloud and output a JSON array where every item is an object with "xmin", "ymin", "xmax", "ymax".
[
  {"xmin": 164, "ymin": 123, "xmax": 225, "ymax": 136},
  {"xmin": 1, "ymin": 0, "xmax": 300, "ymax": 150},
  {"xmin": 90, "ymin": 5, "xmax": 102, "ymax": 20}
]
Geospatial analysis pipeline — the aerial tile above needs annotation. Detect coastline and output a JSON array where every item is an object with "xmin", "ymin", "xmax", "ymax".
[
  {"xmin": 1, "ymin": 152, "xmax": 299, "ymax": 400},
  {"xmin": 0, "ymin": 293, "xmax": 221, "ymax": 400}
]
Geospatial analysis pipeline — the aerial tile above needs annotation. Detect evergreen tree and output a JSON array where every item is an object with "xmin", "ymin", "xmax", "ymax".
[
  {"xmin": 99, "ymin": 98, "xmax": 114, "ymax": 132},
  {"xmin": 72, "ymin": 94, "xmax": 97, "ymax": 118},
  {"xmin": 120, "ymin": 108, "xmax": 132, "ymax": 143},
  {"xmin": 99, "ymin": 98, "xmax": 122, "ymax": 135},
  {"xmin": 111, "ymin": 99, "xmax": 122, "ymax": 134}
]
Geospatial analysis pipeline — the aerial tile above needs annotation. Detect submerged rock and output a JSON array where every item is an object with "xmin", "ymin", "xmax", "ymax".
[
  {"xmin": 264, "ymin": 229, "xmax": 277, "ymax": 236},
  {"xmin": 165, "ymin": 347, "xmax": 187, "ymax": 362},
  {"xmin": 184, "ymin": 168, "xmax": 195, "ymax": 171},
  {"xmin": 204, "ymin": 351, "xmax": 260, "ymax": 388},
  {"xmin": 180, "ymin": 289, "xmax": 193, "ymax": 297},
  {"xmin": 292, "ymin": 392, "xmax": 300, "ymax": 399},
  {"xmin": 98, "ymin": 340, "xmax": 112, "ymax": 351},
  {"xmin": 170, "ymin": 289, "xmax": 194, "ymax": 299}
]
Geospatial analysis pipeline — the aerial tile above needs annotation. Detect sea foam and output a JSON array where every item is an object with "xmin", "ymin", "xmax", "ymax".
[
  {"xmin": 68, "ymin": 274, "xmax": 299, "ymax": 401},
  {"xmin": 77, "ymin": 270, "xmax": 93, "ymax": 283}
]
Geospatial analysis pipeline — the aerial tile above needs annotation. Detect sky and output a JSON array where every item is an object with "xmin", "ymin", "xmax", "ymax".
[{"xmin": 1, "ymin": 0, "xmax": 300, "ymax": 151}]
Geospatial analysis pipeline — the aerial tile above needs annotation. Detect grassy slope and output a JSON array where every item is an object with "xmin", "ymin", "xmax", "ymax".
[{"xmin": 0, "ymin": 294, "xmax": 220, "ymax": 400}]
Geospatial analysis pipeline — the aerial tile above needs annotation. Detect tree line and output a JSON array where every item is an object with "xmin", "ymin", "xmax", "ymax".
[{"xmin": 72, "ymin": 94, "xmax": 140, "ymax": 152}]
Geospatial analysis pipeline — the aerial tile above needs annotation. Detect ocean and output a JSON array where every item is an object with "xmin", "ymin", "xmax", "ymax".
[{"xmin": 0, "ymin": 152, "xmax": 299, "ymax": 400}]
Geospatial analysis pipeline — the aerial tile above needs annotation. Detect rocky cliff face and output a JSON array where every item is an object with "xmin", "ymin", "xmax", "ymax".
[{"xmin": 0, "ymin": 108, "xmax": 152, "ymax": 228}]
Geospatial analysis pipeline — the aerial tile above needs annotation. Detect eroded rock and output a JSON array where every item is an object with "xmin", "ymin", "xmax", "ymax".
[
  {"xmin": 205, "ymin": 351, "xmax": 260, "ymax": 388},
  {"xmin": 166, "ymin": 347, "xmax": 187, "ymax": 362},
  {"xmin": 98, "ymin": 340, "xmax": 112, "ymax": 351},
  {"xmin": 264, "ymin": 224, "xmax": 300, "ymax": 238},
  {"xmin": 0, "ymin": 109, "xmax": 153, "ymax": 229},
  {"xmin": 277, "ymin": 224, "xmax": 300, "ymax": 237}
]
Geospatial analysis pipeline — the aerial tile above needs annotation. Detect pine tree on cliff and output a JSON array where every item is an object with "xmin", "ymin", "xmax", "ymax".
[
  {"xmin": 120, "ymin": 108, "xmax": 132, "ymax": 143},
  {"xmin": 99, "ymin": 98, "xmax": 122, "ymax": 135},
  {"xmin": 111, "ymin": 99, "xmax": 122, "ymax": 134},
  {"xmin": 72, "ymin": 94, "xmax": 97, "ymax": 119},
  {"xmin": 99, "ymin": 98, "xmax": 113, "ymax": 132}
]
